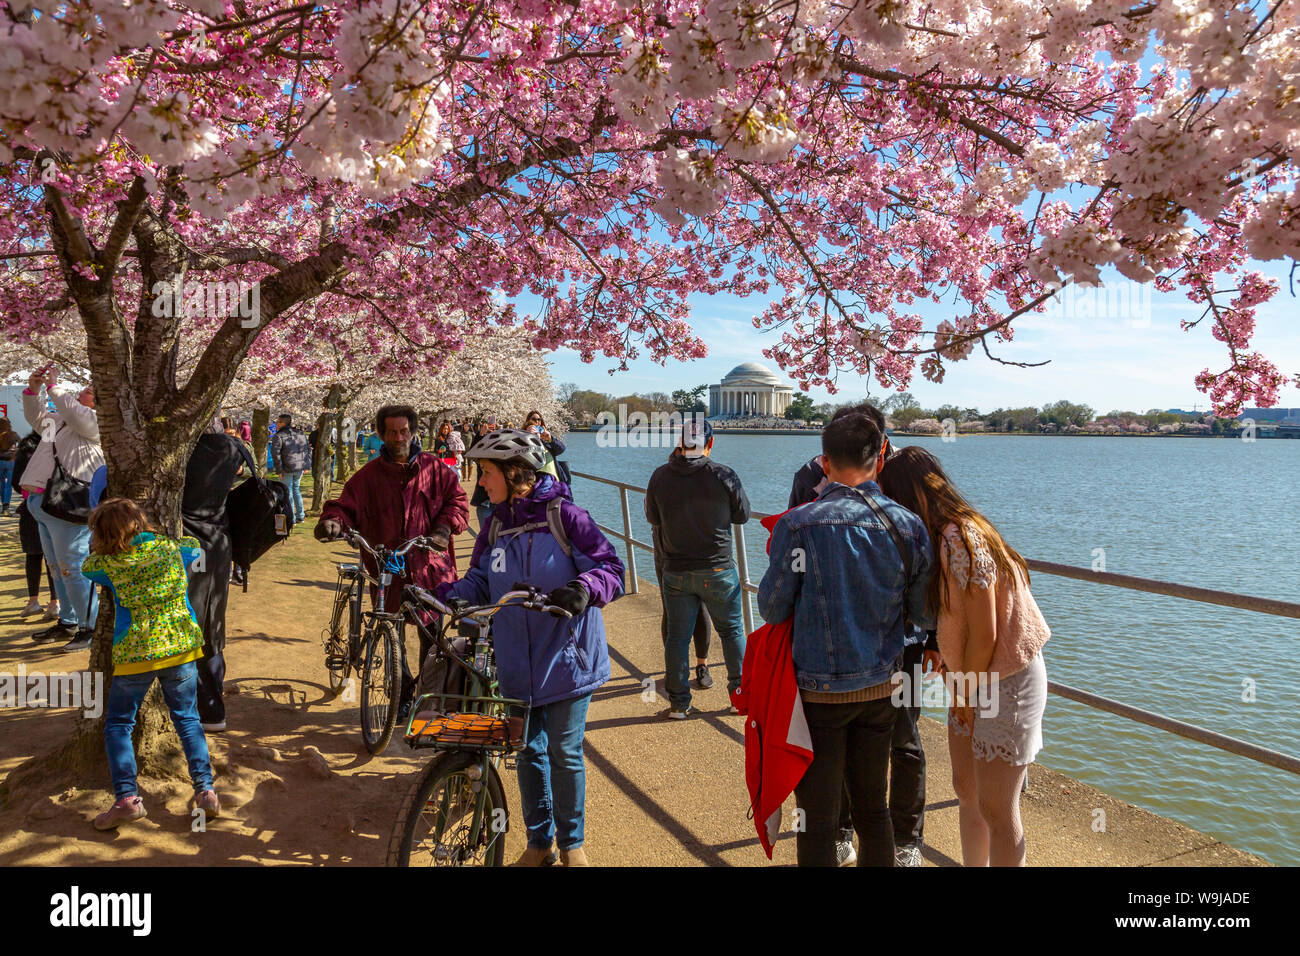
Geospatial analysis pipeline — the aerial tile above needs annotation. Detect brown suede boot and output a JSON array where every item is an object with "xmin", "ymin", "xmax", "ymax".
[
  {"xmin": 559, "ymin": 847, "xmax": 588, "ymax": 866},
  {"xmin": 512, "ymin": 846, "xmax": 554, "ymax": 867}
]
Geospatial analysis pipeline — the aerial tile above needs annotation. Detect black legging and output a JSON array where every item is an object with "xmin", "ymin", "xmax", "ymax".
[{"xmin": 26, "ymin": 554, "xmax": 54, "ymax": 600}]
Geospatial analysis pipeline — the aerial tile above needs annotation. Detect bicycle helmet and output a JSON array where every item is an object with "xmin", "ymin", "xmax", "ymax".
[{"xmin": 466, "ymin": 428, "xmax": 548, "ymax": 471}]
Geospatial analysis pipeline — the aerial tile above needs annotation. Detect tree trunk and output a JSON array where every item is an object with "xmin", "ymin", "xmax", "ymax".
[
  {"xmin": 10, "ymin": 197, "xmax": 236, "ymax": 796},
  {"xmin": 251, "ymin": 406, "xmax": 270, "ymax": 478},
  {"xmin": 334, "ymin": 405, "xmax": 351, "ymax": 483},
  {"xmin": 310, "ymin": 410, "xmax": 332, "ymax": 514},
  {"xmin": 11, "ymin": 173, "xmax": 353, "ymax": 801}
]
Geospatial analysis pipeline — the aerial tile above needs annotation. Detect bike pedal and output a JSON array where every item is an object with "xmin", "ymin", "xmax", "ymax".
[{"xmin": 503, "ymin": 755, "xmax": 517, "ymax": 771}]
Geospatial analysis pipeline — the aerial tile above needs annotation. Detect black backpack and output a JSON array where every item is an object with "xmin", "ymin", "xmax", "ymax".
[{"xmin": 225, "ymin": 440, "xmax": 294, "ymax": 584}]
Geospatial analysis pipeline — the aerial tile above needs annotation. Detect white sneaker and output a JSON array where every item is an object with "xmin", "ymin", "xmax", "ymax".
[
  {"xmin": 42, "ymin": 600, "xmax": 61, "ymax": 621},
  {"xmin": 835, "ymin": 839, "xmax": 857, "ymax": 867},
  {"xmin": 22, "ymin": 599, "xmax": 43, "ymax": 616},
  {"xmin": 894, "ymin": 842, "xmax": 922, "ymax": 867}
]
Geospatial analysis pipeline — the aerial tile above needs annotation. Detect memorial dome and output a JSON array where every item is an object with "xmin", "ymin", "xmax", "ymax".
[{"xmin": 721, "ymin": 362, "xmax": 783, "ymax": 385}]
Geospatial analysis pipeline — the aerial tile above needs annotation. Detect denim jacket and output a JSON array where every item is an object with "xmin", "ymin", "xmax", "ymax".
[{"xmin": 757, "ymin": 480, "xmax": 935, "ymax": 693}]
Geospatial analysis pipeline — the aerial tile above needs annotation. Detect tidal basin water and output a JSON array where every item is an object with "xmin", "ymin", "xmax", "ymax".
[{"xmin": 561, "ymin": 431, "xmax": 1300, "ymax": 865}]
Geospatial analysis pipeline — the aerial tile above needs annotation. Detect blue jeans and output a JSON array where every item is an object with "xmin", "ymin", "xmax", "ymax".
[
  {"xmin": 104, "ymin": 662, "xmax": 213, "ymax": 798},
  {"xmin": 662, "ymin": 565, "xmax": 746, "ymax": 709},
  {"xmin": 0, "ymin": 458, "xmax": 13, "ymax": 507},
  {"xmin": 29, "ymin": 492, "xmax": 98, "ymax": 629},
  {"xmin": 282, "ymin": 470, "xmax": 305, "ymax": 521},
  {"xmin": 516, "ymin": 693, "xmax": 591, "ymax": 850},
  {"xmin": 475, "ymin": 503, "xmax": 493, "ymax": 530}
]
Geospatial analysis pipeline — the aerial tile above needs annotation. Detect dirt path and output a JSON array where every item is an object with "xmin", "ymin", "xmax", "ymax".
[{"xmin": 0, "ymin": 477, "xmax": 1267, "ymax": 866}]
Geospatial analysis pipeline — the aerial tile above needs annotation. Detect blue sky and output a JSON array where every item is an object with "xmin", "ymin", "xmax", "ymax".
[
  {"xmin": 533, "ymin": 44, "xmax": 1300, "ymax": 415},
  {"xmin": 535, "ymin": 258, "xmax": 1300, "ymax": 414}
]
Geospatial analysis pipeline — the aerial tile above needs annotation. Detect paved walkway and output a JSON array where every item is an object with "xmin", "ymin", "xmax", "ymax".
[
  {"xmin": 0, "ymin": 476, "xmax": 1267, "ymax": 866},
  {"xmin": 452, "ymin": 488, "xmax": 1267, "ymax": 867}
]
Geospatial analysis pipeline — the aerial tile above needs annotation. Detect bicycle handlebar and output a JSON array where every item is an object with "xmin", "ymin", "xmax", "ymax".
[
  {"xmin": 343, "ymin": 528, "xmax": 572, "ymax": 621},
  {"xmin": 413, "ymin": 586, "xmax": 573, "ymax": 624},
  {"xmin": 343, "ymin": 528, "xmax": 436, "ymax": 562}
]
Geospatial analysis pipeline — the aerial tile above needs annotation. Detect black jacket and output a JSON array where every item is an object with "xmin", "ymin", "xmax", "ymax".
[
  {"xmin": 645, "ymin": 453, "xmax": 751, "ymax": 573},
  {"xmin": 11, "ymin": 431, "xmax": 40, "ymax": 488},
  {"xmin": 789, "ymin": 456, "xmax": 829, "ymax": 508}
]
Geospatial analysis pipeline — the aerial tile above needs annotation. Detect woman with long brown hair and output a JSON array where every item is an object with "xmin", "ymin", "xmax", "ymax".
[{"xmin": 879, "ymin": 445, "xmax": 1050, "ymax": 866}]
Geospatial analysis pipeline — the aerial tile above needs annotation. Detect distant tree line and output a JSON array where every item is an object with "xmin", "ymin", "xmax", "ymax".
[
  {"xmin": 874, "ymin": 393, "xmax": 1239, "ymax": 435},
  {"xmin": 557, "ymin": 382, "xmax": 1243, "ymax": 435}
]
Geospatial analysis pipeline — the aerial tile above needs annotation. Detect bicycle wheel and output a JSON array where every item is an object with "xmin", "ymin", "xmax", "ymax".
[
  {"xmin": 360, "ymin": 620, "xmax": 400, "ymax": 754},
  {"xmin": 323, "ymin": 580, "xmax": 353, "ymax": 697},
  {"xmin": 387, "ymin": 751, "xmax": 508, "ymax": 867}
]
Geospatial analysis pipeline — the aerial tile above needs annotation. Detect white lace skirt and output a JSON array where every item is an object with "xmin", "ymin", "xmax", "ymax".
[{"xmin": 949, "ymin": 652, "xmax": 1046, "ymax": 765}]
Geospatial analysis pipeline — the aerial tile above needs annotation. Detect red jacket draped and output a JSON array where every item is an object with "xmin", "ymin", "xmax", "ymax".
[{"xmin": 729, "ymin": 508, "xmax": 814, "ymax": 859}]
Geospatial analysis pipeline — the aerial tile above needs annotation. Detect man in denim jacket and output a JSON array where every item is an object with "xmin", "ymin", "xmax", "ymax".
[{"xmin": 758, "ymin": 413, "xmax": 933, "ymax": 866}]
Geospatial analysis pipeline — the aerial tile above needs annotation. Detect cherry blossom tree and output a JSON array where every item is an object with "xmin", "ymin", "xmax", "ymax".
[
  {"xmin": 4, "ymin": 0, "xmax": 1299, "ymax": 796},
  {"xmin": 2, "ymin": 0, "xmax": 1297, "ymax": 528}
]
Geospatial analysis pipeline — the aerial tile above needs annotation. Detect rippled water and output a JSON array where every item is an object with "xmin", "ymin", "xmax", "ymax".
[{"xmin": 561, "ymin": 431, "xmax": 1300, "ymax": 865}]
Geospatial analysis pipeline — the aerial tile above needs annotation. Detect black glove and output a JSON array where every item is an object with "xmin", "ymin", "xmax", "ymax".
[
  {"xmin": 314, "ymin": 519, "xmax": 343, "ymax": 542},
  {"xmin": 546, "ymin": 580, "xmax": 589, "ymax": 617},
  {"xmin": 427, "ymin": 525, "xmax": 451, "ymax": 552}
]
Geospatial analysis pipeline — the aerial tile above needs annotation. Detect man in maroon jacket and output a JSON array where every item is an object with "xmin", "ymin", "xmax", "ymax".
[{"xmin": 315, "ymin": 403, "xmax": 469, "ymax": 714}]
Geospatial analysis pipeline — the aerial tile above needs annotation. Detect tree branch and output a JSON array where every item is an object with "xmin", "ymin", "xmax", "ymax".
[{"xmin": 99, "ymin": 176, "xmax": 149, "ymax": 278}]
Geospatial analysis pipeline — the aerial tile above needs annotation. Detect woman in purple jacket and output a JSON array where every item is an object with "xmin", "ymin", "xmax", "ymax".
[{"xmin": 437, "ymin": 429, "xmax": 624, "ymax": 867}]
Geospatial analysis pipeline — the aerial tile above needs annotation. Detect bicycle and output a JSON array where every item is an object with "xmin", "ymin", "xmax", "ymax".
[
  {"xmin": 387, "ymin": 583, "xmax": 571, "ymax": 867},
  {"xmin": 322, "ymin": 529, "xmax": 440, "ymax": 754}
]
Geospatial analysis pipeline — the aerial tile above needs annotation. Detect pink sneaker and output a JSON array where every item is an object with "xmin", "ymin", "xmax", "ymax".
[
  {"xmin": 195, "ymin": 790, "xmax": 221, "ymax": 818},
  {"xmin": 93, "ymin": 795, "xmax": 146, "ymax": 830}
]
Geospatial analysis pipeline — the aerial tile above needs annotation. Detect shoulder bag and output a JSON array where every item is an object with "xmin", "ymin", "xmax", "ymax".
[{"xmin": 42, "ymin": 427, "xmax": 93, "ymax": 524}]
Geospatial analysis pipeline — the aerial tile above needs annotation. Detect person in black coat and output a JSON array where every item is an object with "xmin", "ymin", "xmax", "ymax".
[
  {"xmin": 12, "ymin": 431, "xmax": 57, "ymax": 616},
  {"xmin": 182, "ymin": 420, "xmax": 246, "ymax": 731}
]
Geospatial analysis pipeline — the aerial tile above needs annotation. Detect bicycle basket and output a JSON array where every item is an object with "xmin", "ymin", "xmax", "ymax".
[{"xmin": 405, "ymin": 693, "xmax": 528, "ymax": 753}]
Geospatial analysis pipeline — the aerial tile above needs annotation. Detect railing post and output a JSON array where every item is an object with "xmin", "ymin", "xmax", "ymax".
[
  {"xmin": 733, "ymin": 523, "xmax": 753, "ymax": 633},
  {"xmin": 619, "ymin": 487, "xmax": 638, "ymax": 594}
]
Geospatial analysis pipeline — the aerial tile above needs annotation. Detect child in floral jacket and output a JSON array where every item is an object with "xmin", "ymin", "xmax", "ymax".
[{"xmin": 81, "ymin": 498, "xmax": 220, "ymax": 830}]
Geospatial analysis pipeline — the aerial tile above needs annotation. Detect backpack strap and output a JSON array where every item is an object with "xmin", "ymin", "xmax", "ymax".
[
  {"xmin": 547, "ymin": 496, "xmax": 572, "ymax": 558},
  {"xmin": 486, "ymin": 499, "xmax": 572, "ymax": 558},
  {"xmin": 844, "ymin": 486, "xmax": 913, "ymax": 582},
  {"xmin": 230, "ymin": 435, "xmax": 266, "ymax": 490},
  {"xmin": 845, "ymin": 485, "xmax": 916, "ymax": 635}
]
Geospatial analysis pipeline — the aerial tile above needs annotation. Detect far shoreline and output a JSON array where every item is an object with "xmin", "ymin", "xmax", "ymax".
[{"xmin": 564, "ymin": 425, "xmax": 1297, "ymax": 440}]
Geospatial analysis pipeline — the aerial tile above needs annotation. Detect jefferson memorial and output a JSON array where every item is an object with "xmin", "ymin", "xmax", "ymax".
[{"xmin": 708, "ymin": 362, "xmax": 795, "ymax": 418}]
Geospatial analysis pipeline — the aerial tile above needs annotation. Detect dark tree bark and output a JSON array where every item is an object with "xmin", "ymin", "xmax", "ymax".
[
  {"xmin": 251, "ymin": 407, "xmax": 270, "ymax": 478},
  {"xmin": 334, "ymin": 405, "xmax": 352, "ymax": 483},
  {"xmin": 310, "ymin": 410, "xmax": 332, "ymax": 514}
]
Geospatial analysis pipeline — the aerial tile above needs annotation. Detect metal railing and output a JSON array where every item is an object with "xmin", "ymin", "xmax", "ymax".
[{"xmin": 571, "ymin": 468, "xmax": 1300, "ymax": 777}]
